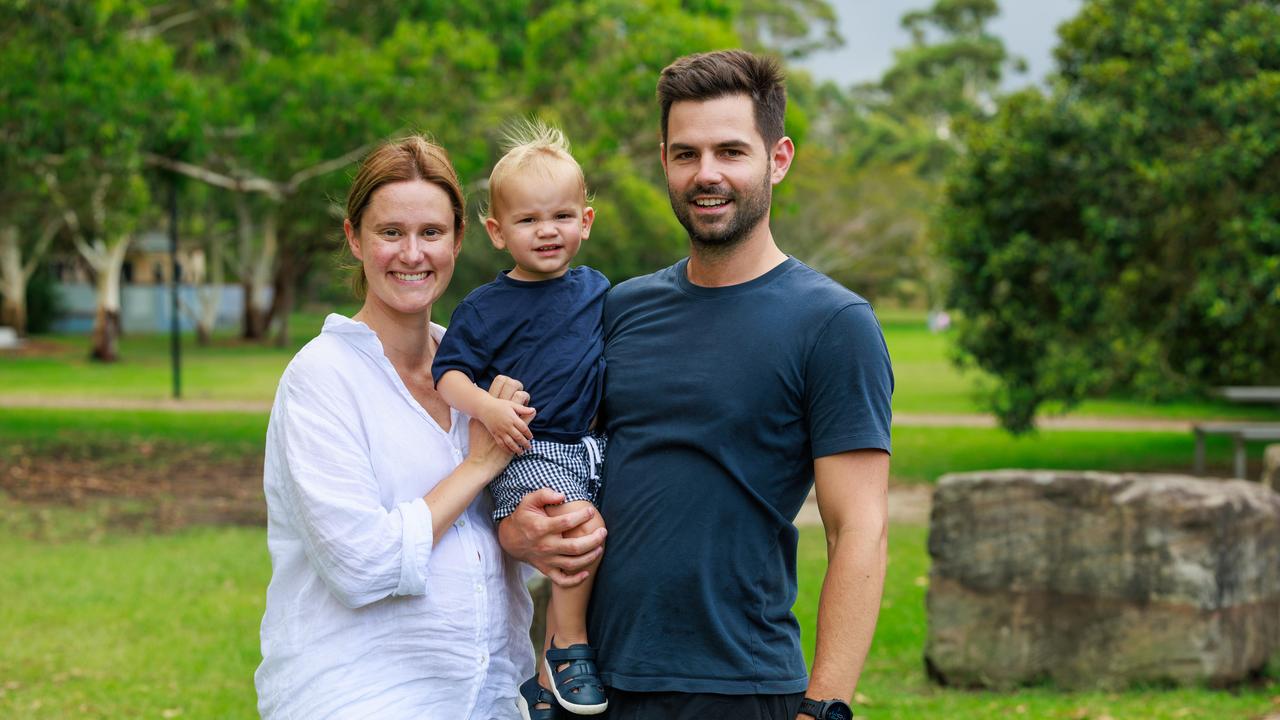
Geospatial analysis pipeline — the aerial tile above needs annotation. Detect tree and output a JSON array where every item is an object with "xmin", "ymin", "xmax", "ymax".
[
  {"xmin": 16, "ymin": 1, "xmax": 188, "ymax": 360},
  {"xmin": 942, "ymin": 0, "xmax": 1280, "ymax": 432}
]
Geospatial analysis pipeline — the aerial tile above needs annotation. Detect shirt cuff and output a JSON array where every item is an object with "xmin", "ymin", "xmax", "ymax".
[{"xmin": 395, "ymin": 497, "xmax": 434, "ymax": 596}]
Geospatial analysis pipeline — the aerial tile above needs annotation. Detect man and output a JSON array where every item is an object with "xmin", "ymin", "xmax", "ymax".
[{"xmin": 500, "ymin": 49, "xmax": 892, "ymax": 720}]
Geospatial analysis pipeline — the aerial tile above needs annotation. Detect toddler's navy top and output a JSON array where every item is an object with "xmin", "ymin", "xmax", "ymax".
[{"xmin": 432, "ymin": 266, "xmax": 609, "ymax": 443}]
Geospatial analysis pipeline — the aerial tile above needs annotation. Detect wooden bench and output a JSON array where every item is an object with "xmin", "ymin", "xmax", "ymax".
[
  {"xmin": 1193, "ymin": 422, "xmax": 1280, "ymax": 480},
  {"xmin": 1214, "ymin": 386, "xmax": 1280, "ymax": 405}
]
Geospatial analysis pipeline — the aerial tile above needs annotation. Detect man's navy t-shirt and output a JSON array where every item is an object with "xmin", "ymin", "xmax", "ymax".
[
  {"xmin": 588, "ymin": 257, "xmax": 893, "ymax": 694},
  {"xmin": 432, "ymin": 266, "xmax": 609, "ymax": 442}
]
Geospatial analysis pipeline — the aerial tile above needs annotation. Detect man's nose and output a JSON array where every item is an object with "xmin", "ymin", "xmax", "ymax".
[{"xmin": 695, "ymin": 157, "xmax": 723, "ymax": 186}]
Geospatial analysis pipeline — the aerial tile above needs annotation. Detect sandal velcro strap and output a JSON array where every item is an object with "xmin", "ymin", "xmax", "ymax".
[
  {"xmin": 546, "ymin": 644, "xmax": 597, "ymax": 663},
  {"xmin": 544, "ymin": 640, "xmax": 608, "ymax": 714},
  {"xmin": 517, "ymin": 676, "xmax": 563, "ymax": 720}
]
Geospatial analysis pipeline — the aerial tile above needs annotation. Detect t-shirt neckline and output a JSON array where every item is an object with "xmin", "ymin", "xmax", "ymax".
[{"xmin": 674, "ymin": 256, "xmax": 797, "ymax": 298}]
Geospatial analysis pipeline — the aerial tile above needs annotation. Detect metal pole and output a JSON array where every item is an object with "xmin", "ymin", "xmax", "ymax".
[{"xmin": 169, "ymin": 174, "xmax": 182, "ymax": 400}]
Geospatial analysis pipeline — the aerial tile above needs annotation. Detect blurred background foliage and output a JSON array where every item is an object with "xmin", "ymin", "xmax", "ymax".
[{"xmin": 0, "ymin": 0, "xmax": 1276, "ymax": 430}]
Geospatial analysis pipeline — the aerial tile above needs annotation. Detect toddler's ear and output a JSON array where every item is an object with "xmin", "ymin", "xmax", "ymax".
[
  {"xmin": 484, "ymin": 217, "xmax": 507, "ymax": 251},
  {"xmin": 580, "ymin": 207, "xmax": 596, "ymax": 239}
]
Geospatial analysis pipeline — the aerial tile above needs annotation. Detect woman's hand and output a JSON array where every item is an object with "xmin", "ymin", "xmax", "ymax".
[{"xmin": 466, "ymin": 375, "xmax": 534, "ymax": 474}]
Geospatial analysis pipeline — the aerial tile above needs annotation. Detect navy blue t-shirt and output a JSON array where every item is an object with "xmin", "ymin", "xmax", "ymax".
[
  {"xmin": 588, "ymin": 257, "xmax": 893, "ymax": 694},
  {"xmin": 432, "ymin": 266, "xmax": 609, "ymax": 442}
]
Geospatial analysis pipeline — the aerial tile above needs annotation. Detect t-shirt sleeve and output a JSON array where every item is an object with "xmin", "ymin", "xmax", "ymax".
[
  {"xmin": 805, "ymin": 302, "xmax": 894, "ymax": 458},
  {"xmin": 431, "ymin": 299, "xmax": 493, "ymax": 385}
]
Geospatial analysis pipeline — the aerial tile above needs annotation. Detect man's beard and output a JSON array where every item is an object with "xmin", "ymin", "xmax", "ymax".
[{"xmin": 668, "ymin": 169, "xmax": 772, "ymax": 250}]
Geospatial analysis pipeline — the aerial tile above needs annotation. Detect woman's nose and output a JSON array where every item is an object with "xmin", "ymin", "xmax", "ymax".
[{"xmin": 400, "ymin": 235, "xmax": 427, "ymax": 262}]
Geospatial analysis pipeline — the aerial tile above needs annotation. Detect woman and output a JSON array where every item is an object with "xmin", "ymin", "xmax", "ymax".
[{"xmin": 255, "ymin": 136, "xmax": 535, "ymax": 719}]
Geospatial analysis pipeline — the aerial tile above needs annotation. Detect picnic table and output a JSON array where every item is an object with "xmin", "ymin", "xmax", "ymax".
[{"xmin": 1194, "ymin": 387, "xmax": 1280, "ymax": 480}]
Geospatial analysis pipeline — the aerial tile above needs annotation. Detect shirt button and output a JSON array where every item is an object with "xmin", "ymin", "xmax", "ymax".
[
  {"xmin": 474, "ymin": 583, "xmax": 483, "ymax": 593},
  {"xmin": 456, "ymin": 518, "xmax": 466, "ymax": 528}
]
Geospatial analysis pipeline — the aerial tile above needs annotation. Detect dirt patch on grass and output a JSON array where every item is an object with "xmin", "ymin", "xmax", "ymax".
[{"xmin": 1, "ymin": 440, "xmax": 265, "ymax": 534}]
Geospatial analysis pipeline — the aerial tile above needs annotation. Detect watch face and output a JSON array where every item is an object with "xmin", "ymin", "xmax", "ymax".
[{"xmin": 825, "ymin": 701, "xmax": 854, "ymax": 720}]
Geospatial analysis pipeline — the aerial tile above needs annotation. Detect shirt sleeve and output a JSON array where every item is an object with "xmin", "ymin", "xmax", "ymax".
[
  {"xmin": 431, "ymin": 299, "xmax": 493, "ymax": 385},
  {"xmin": 271, "ymin": 366, "xmax": 436, "ymax": 608},
  {"xmin": 805, "ymin": 302, "xmax": 894, "ymax": 458}
]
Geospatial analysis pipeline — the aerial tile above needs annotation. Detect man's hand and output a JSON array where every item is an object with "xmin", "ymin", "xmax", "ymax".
[{"xmin": 498, "ymin": 487, "xmax": 606, "ymax": 586}]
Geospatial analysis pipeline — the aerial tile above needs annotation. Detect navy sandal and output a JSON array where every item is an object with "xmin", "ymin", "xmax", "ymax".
[
  {"xmin": 544, "ymin": 639, "xmax": 608, "ymax": 714},
  {"xmin": 517, "ymin": 676, "xmax": 564, "ymax": 720}
]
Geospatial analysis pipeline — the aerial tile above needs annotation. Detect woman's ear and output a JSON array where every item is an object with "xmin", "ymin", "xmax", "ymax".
[{"xmin": 344, "ymin": 219, "xmax": 362, "ymax": 261}]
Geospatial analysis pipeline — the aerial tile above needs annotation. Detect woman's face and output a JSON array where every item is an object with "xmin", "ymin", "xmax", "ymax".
[{"xmin": 345, "ymin": 179, "xmax": 462, "ymax": 320}]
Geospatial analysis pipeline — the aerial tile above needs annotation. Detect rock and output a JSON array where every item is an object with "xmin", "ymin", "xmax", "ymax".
[
  {"xmin": 1265, "ymin": 445, "xmax": 1280, "ymax": 493},
  {"xmin": 924, "ymin": 470, "xmax": 1280, "ymax": 690}
]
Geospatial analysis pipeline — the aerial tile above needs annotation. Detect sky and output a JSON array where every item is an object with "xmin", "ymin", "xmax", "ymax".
[{"xmin": 795, "ymin": 0, "xmax": 1084, "ymax": 89}]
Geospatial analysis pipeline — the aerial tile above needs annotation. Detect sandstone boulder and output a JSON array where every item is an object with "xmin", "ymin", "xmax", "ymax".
[{"xmin": 925, "ymin": 470, "xmax": 1280, "ymax": 689}]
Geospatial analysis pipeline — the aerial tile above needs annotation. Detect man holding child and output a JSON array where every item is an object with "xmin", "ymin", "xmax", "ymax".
[{"xmin": 501, "ymin": 49, "xmax": 893, "ymax": 720}]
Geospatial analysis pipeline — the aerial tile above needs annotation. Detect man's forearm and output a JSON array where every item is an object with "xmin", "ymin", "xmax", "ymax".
[{"xmin": 805, "ymin": 513, "xmax": 887, "ymax": 701}]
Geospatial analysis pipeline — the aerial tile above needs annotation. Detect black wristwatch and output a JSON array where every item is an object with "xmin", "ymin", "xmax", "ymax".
[{"xmin": 798, "ymin": 697, "xmax": 854, "ymax": 720}]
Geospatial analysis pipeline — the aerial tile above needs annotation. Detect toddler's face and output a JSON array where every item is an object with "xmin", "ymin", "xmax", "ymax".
[{"xmin": 486, "ymin": 166, "xmax": 594, "ymax": 282}]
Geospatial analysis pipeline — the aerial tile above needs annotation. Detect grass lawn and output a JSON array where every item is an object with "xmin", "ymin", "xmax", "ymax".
[
  {"xmin": 2, "ymin": 407, "xmax": 1266, "ymax": 484},
  {"xmin": 878, "ymin": 313, "xmax": 1279, "ymax": 421},
  {"xmin": 4, "ymin": 311, "xmax": 1277, "ymax": 423},
  {"xmin": 1, "ymin": 500, "xmax": 1273, "ymax": 719}
]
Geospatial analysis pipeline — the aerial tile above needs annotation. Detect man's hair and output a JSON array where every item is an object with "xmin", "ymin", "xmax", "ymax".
[
  {"xmin": 656, "ymin": 49, "xmax": 787, "ymax": 147},
  {"xmin": 484, "ymin": 118, "xmax": 587, "ymax": 220}
]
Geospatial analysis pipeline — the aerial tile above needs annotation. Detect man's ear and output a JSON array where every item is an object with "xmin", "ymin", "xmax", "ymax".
[
  {"xmin": 344, "ymin": 219, "xmax": 362, "ymax": 260},
  {"xmin": 769, "ymin": 136, "xmax": 796, "ymax": 186},
  {"xmin": 484, "ymin": 216, "xmax": 506, "ymax": 251},
  {"xmin": 659, "ymin": 141, "xmax": 669, "ymax": 176}
]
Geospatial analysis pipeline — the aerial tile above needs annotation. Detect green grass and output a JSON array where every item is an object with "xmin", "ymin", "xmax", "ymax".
[
  {"xmin": 2, "ymin": 407, "xmax": 1263, "ymax": 484},
  {"xmin": 4, "ymin": 311, "xmax": 1277, "ymax": 423},
  {"xmin": 0, "ymin": 509, "xmax": 268, "ymax": 718},
  {"xmin": 2, "ymin": 500, "xmax": 1272, "ymax": 719},
  {"xmin": 879, "ymin": 315, "xmax": 1279, "ymax": 421},
  {"xmin": 0, "ymin": 408, "xmax": 267, "ymax": 453}
]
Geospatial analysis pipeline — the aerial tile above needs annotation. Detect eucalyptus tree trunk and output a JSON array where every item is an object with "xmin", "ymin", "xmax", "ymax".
[
  {"xmin": 0, "ymin": 226, "xmax": 29, "ymax": 335},
  {"xmin": 235, "ymin": 196, "xmax": 278, "ymax": 340},
  {"xmin": 78, "ymin": 235, "xmax": 131, "ymax": 362},
  {"xmin": 0, "ymin": 221, "xmax": 59, "ymax": 336}
]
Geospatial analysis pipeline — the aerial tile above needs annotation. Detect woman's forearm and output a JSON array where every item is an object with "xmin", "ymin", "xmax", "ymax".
[{"xmin": 423, "ymin": 455, "xmax": 503, "ymax": 543}]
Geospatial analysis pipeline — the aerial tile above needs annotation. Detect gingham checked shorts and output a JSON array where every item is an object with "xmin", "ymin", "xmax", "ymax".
[{"xmin": 490, "ymin": 431, "xmax": 607, "ymax": 522}]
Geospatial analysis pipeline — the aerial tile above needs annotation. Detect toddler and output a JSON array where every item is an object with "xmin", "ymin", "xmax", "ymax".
[{"xmin": 433, "ymin": 121, "xmax": 609, "ymax": 720}]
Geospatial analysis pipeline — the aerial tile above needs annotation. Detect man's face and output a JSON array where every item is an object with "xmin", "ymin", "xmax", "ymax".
[{"xmin": 661, "ymin": 94, "xmax": 785, "ymax": 249}]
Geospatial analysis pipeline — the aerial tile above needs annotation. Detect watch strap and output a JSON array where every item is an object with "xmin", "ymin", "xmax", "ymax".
[{"xmin": 798, "ymin": 698, "xmax": 825, "ymax": 718}]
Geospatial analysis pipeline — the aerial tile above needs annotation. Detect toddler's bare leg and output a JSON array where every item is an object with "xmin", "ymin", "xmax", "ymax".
[{"xmin": 538, "ymin": 499, "xmax": 606, "ymax": 685}]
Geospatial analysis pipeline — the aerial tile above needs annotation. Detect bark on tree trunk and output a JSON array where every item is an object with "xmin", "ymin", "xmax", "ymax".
[
  {"xmin": 85, "ymin": 236, "xmax": 130, "ymax": 363},
  {"xmin": 0, "ymin": 227, "xmax": 28, "ymax": 336},
  {"xmin": 235, "ymin": 198, "xmax": 278, "ymax": 341}
]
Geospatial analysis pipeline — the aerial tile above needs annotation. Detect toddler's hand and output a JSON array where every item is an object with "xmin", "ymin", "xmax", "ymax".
[{"xmin": 480, "ymin": 398, "xmax": 535, "ymax": 454}]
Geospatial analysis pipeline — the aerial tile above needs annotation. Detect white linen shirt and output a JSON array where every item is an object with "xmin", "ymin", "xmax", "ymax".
[{"xmin": 255, "ymin": 314, "xmax": 534, "ymax": 720}]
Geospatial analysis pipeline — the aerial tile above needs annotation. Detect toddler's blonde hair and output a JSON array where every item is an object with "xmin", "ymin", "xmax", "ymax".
[{"xmin": 484, "ymin": 119, "xmax": 588, "ymax": 220}]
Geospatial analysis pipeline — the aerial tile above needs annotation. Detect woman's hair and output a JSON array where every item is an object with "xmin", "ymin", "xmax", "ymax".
[
  {"xmin": 344, "ymin": 136, "xmax": 466, "ymax": 298},
  {"xmin": 483, "ymin": 119, "xmax": 587, "ymax": 221}
]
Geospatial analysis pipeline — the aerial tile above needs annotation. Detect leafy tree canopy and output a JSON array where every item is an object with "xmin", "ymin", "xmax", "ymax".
[{"xmin": 943, "ymin": 0, "xmax": 1280, "ymax": 432}]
